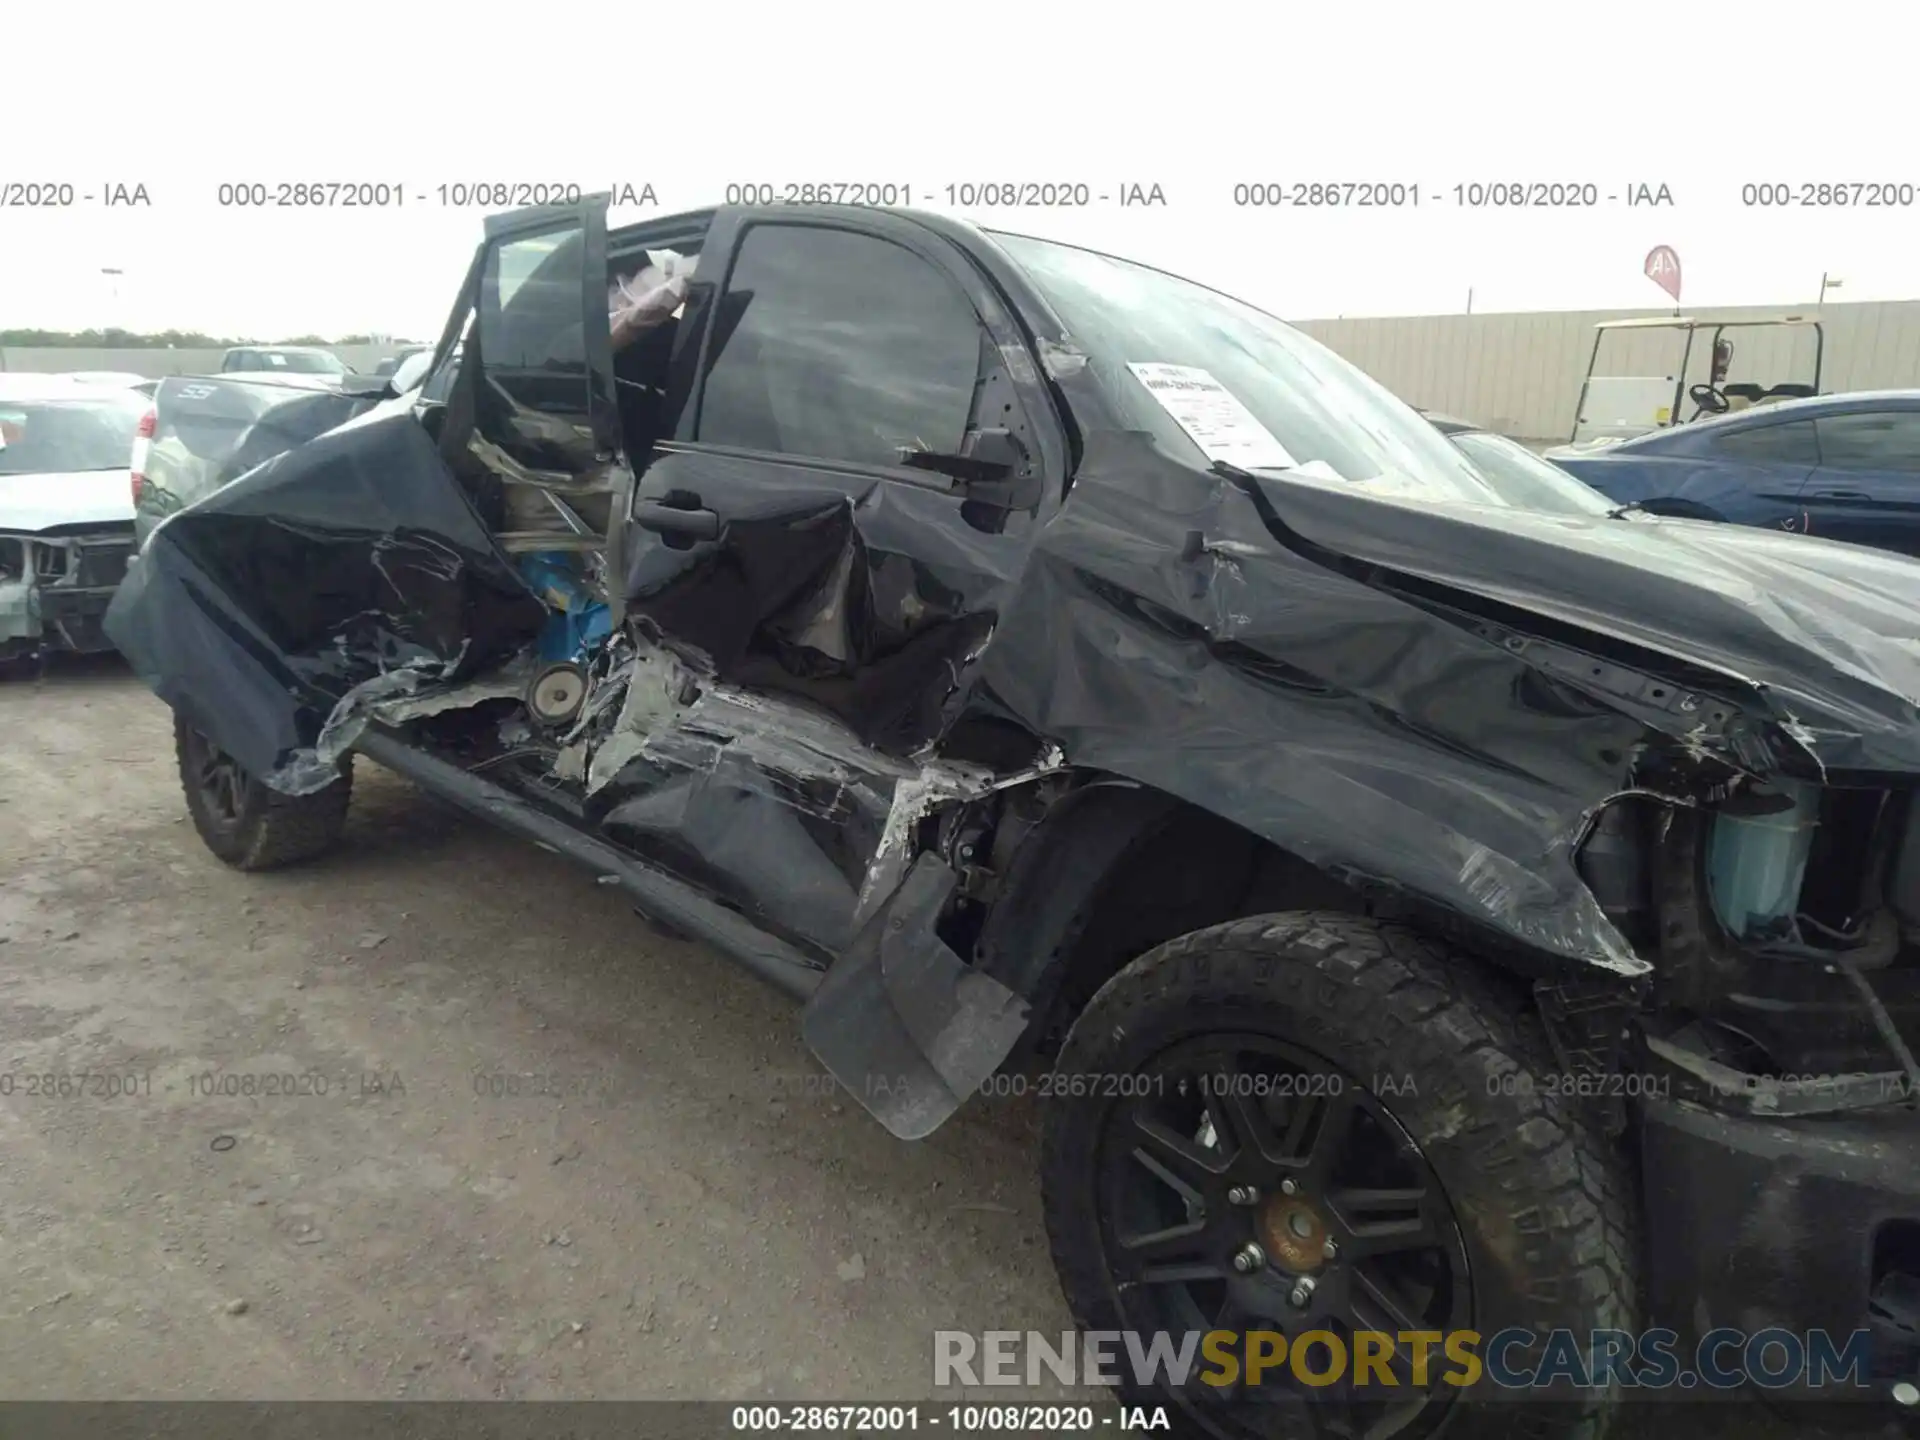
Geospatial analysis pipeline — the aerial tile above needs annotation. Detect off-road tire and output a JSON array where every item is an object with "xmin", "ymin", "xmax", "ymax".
[
  {"xmin": 1042, "ymin": 912, "xmax": 1640, "ymax": 1440},
  {"xmin": 175, "ymin": 712, "xmax": 352, "ymax": 871}
]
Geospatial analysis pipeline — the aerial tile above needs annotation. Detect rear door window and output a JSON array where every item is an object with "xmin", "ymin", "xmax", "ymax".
[
  {"xmin": 1813, "ymin": 411, "xmax": 1920, "ymax": 474},
  {"xmin": 1710, "ymin": 419, "xmax": 1819, "ymax": 465}
]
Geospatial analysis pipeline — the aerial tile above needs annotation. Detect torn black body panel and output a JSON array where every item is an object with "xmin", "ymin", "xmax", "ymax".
[
  {"xmin": 1640, "ymin": 1092, "xmax": 1920, "ymax": 1394},
  {"xmin": 1232, "ymin": 471, "xmax": 1920, "ymax": 781},
  {"xmin": 621, "ymin": 448, "xmax": 1020, "ymax": 756},
  {"xmin": 105, "ymin": 413, "xmax": 547, "ymax": 791},
  {"xmin": 356, "ymin": 729, "xmax": 826, "ymax": 998},
  {"xmin": 976, "ymin": 431, "xmax": 1662, "ymax": 974}
]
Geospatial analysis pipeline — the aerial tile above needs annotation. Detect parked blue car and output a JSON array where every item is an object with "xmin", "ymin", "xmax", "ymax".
[{"xmin": 1546, "ymin": 390, "xmax": 1920, "ymax": 557}]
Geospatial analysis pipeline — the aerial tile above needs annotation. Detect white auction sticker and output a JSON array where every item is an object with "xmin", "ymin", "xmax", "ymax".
[{"xmin": 1127, "ymin": 362, "xmax": 1297, "ymax": 470}]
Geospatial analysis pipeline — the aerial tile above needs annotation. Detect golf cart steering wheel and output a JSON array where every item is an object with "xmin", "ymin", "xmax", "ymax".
[{"xmin": 1688, "ymin": 382, "xmax": 1730, "ymax": 419}]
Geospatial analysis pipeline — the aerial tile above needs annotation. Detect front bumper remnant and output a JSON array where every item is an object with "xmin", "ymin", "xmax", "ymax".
[
  {"xmin": 1641, "ymin": 1091, "xmax": 1920, "ymax": 1412},
  {"xmin": 0, "ymin": 530, "xmax": 134, "ymax": 659}
]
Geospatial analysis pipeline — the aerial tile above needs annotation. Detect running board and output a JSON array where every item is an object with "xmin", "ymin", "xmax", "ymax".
[{"xmin": 353, "ymin": 731, "xmax": 826, "ymax": 1001}]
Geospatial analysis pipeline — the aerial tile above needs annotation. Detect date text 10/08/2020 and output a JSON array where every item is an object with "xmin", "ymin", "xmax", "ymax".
[
  {"xmin": 1229, "ymin": 181, "xmax": 1674, "ymax": 207},
  {"xmin": 729, "ymin": 1405, "xmax": 1166, "ymax": 1432},
  {"xmin": 209, "ymin": 183, "xmax": 657, "ymax": 209}
]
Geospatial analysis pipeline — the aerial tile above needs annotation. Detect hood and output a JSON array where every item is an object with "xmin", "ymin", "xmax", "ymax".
[
  {"xmin": 1247, "ymin": 475, "xmax": 1920, "ymax": 776},
  {"xmin": 0, "ymin": 469, "xmax": 136, "ymax": 532}
]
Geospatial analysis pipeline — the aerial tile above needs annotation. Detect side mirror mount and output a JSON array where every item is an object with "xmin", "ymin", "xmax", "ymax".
[{"xmin": 899, "ymin": 428, "xmax": 1039, "ymax": 510}]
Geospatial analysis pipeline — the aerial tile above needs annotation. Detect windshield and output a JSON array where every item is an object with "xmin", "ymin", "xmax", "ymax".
[
  {"xmin": 235, "ymin": 349, "xmax": 349, "ymax": 374},
  {"xmin": 1445, "ymin": 430, "xmax": 1613, "ymax": 516},
  {"xmin": 994, "ymin": 235, "xmax": 1512, "ymax": 506},
  {"xmin": 0, "ymin": 392, "xmax": 148, "ymax": 475},
  {"xmin": 273, "ymin": 350, "xmax": 349, "ymax": 374}
]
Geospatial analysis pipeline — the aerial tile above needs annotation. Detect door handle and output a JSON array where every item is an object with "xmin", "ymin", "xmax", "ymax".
[{"xmin": 633, "ymin": 500, "xmax": 721, "ymax": 540}]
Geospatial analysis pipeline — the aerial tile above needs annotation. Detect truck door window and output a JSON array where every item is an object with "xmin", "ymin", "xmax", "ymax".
[
  {"xmin": 475, "ymin": 224, "xmax": 603, "ymax": 472},
  {"xmin": 696, "ymin": 225, "xmax": 979, "ymax": 470},
  {"xmin": 1813, "ymin": 412, "xmax": 1920, "ymax": 474}
]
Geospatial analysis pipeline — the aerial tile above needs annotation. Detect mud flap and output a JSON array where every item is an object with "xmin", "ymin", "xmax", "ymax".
[{"xmin": 801, "ymin": 854, "xmax": 1030, "ymax": 1140}]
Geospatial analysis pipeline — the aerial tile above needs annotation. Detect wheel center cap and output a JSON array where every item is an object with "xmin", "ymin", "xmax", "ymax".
[{"xmin": 1259, "ymin": 1193, "xmax": 1328, "ymax": 1273}]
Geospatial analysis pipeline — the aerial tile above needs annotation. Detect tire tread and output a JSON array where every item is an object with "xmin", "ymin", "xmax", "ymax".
[{"xmin": 1041, "ymin": 912, "xmax": 1639, "ymax": 1440}]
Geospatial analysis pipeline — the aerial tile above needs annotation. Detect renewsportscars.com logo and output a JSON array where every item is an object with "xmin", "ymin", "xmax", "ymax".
[{"xmin": 934, "ymin": 1327, "xmax": 1879, "ymax": 1393}]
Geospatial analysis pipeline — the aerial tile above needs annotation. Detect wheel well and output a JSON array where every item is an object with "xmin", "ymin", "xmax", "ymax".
[{"xmin": 974, "ymin": 781, "xmax": 1374, "ymax": 1061}]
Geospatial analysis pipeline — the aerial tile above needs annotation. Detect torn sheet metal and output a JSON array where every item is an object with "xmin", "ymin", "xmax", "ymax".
[
  {"xmin": 553, "ymin": 629, "xmax": 1049, "ymax": 958},
  {"xmin": 977, "ymin": 432, "xmax": 1678, "ymax": 975},
  {"xmin": 621, "ymin": 450, "xmax": 1023, "ymax": 756},
  {"xmin": 1228, "ymin": 468, "xmax": 1920, "ymax": 779},
  {"xmin": 104, "ymin": 412, "xmax": 548, "ymax": 793}
]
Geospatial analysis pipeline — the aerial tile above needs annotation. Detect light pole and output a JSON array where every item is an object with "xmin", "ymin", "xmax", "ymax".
[
  {"xmin": 1818, "ymin": 272, "xmax": 1843, "ymax": 306},
  {"xmin": 100, "ymin": 267, "xmax": 124, "ymax": 332}
]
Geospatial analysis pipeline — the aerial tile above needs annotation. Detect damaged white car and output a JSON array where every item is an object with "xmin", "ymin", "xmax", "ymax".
[{"xmin": 0, "ymin": 375, "xmax": 147, "ymax": 672}]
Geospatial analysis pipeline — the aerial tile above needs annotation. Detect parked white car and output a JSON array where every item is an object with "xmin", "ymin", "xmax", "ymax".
[
  {"xmin": 62, "ymin": 370, "xmax": 157, "ymax": 394},
  {"xmin": 0, "ymin": 375, "xmax": 149, "ymax": 670}
]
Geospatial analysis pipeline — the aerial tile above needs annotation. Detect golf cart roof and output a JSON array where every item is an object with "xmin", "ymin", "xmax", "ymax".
[{"xmin": 1592, "ymin": 315, "xmax": 1820, "ymax": 332}]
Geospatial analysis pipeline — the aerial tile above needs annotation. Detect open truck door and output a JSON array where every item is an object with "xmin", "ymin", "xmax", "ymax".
[
  {"xmin": 101, "ymin": 198, "xmax": 631, "ymax": 798},
  {"xmin": 426, "ymin": 195, "xmax": 631, "ymax": 665}
]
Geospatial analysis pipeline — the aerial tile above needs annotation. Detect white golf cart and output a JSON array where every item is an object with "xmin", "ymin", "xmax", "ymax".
[{"xmin": 1567, "ymin": 314, "xmax": 1826, "ymax": 446}]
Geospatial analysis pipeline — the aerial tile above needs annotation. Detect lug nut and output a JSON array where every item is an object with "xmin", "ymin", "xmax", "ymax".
[
  {"xmin": 1227, "ymin": 1185, "xmax": 1259, "ymax": 1206},
  {"xmin": 1322, "ymin": 1239, "xmax": 1338, "ymax": 1261},
  {"xmin": 1279, "ymin": 1178, "xmax": 1298, "ymax": 1197},
  {"xmin": 1231, "ymin": 1242, "xmax": 1266, "ymax": 1274},
  {"xmin": 1895, "ymin": 1382, "xmax": 1919, "ymax": 1407},
  {"xmin": 1289, "ymin": 1276, "xmax": 1316, "ymax": 1309}
]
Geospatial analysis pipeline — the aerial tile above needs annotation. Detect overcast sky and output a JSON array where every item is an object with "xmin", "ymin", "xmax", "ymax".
[{"xmin": 3, "ymin": 1, "xmax": 1914, "ymax": 339}]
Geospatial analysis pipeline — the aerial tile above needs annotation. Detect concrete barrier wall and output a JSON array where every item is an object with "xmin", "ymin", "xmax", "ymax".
[
  {"xmin": 1293, "ymin": 299, "xmax": 1920, "ymax": 443},
  {"xmin": 0, "ymin": 344, "xmax": 404, "ymax": 378},
  {"xmin": 12, "ymin": 297, "xmax": 1920, "ymax": 443}
]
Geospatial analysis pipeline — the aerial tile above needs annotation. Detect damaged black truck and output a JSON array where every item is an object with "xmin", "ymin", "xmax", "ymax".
[{"xmin": 108, "ymin": 195, "xmax": 1920, "ymax": 1437}]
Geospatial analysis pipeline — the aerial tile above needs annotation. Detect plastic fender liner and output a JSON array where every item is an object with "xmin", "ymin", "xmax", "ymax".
[{"xmin": 802, "ymin": 853, "xmax": 1029, "ymax": 1140}]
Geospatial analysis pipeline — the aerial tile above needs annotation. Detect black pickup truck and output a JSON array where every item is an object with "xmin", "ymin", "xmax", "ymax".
[{"xmin": 108, "ymin": 195, "xmax": 1920, "ymax": 1437}]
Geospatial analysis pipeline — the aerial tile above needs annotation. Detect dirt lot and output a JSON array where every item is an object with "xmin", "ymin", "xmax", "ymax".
[
  {"xmin": 0, "ymin": 657, "xmax": 1067, "ymax": 1402},
  {"xmin": 0, "ymin": 659, "xmax": 1843, "ymax": 1437}
]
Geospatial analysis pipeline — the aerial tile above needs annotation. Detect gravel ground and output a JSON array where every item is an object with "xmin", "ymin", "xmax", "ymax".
[
  {"xmin": 0, "ymin": 657, "xmax": 1866, "ymax": 1437},
  {"xmin": 0, "ymin": 656, "xmax": 1068, "ymax": 1404}
]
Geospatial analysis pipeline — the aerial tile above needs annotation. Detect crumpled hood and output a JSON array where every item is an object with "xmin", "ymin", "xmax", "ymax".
[
  {"xmin": 0, "ymin": 470, "xmax": 136, "ymax": 532},
  {"xmin": 1251, "ymin": 476, "xmax": 1920, "ymax": 776}
]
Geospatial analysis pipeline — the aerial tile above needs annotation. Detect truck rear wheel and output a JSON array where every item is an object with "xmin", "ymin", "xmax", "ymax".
[
  {"xmin": 175, "ymin": 713, "xmax": 351, "ymax": 871},
  {"xmin": 1041, "ymin": 913, "xmax": 1637, "ymax": 1440}
]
